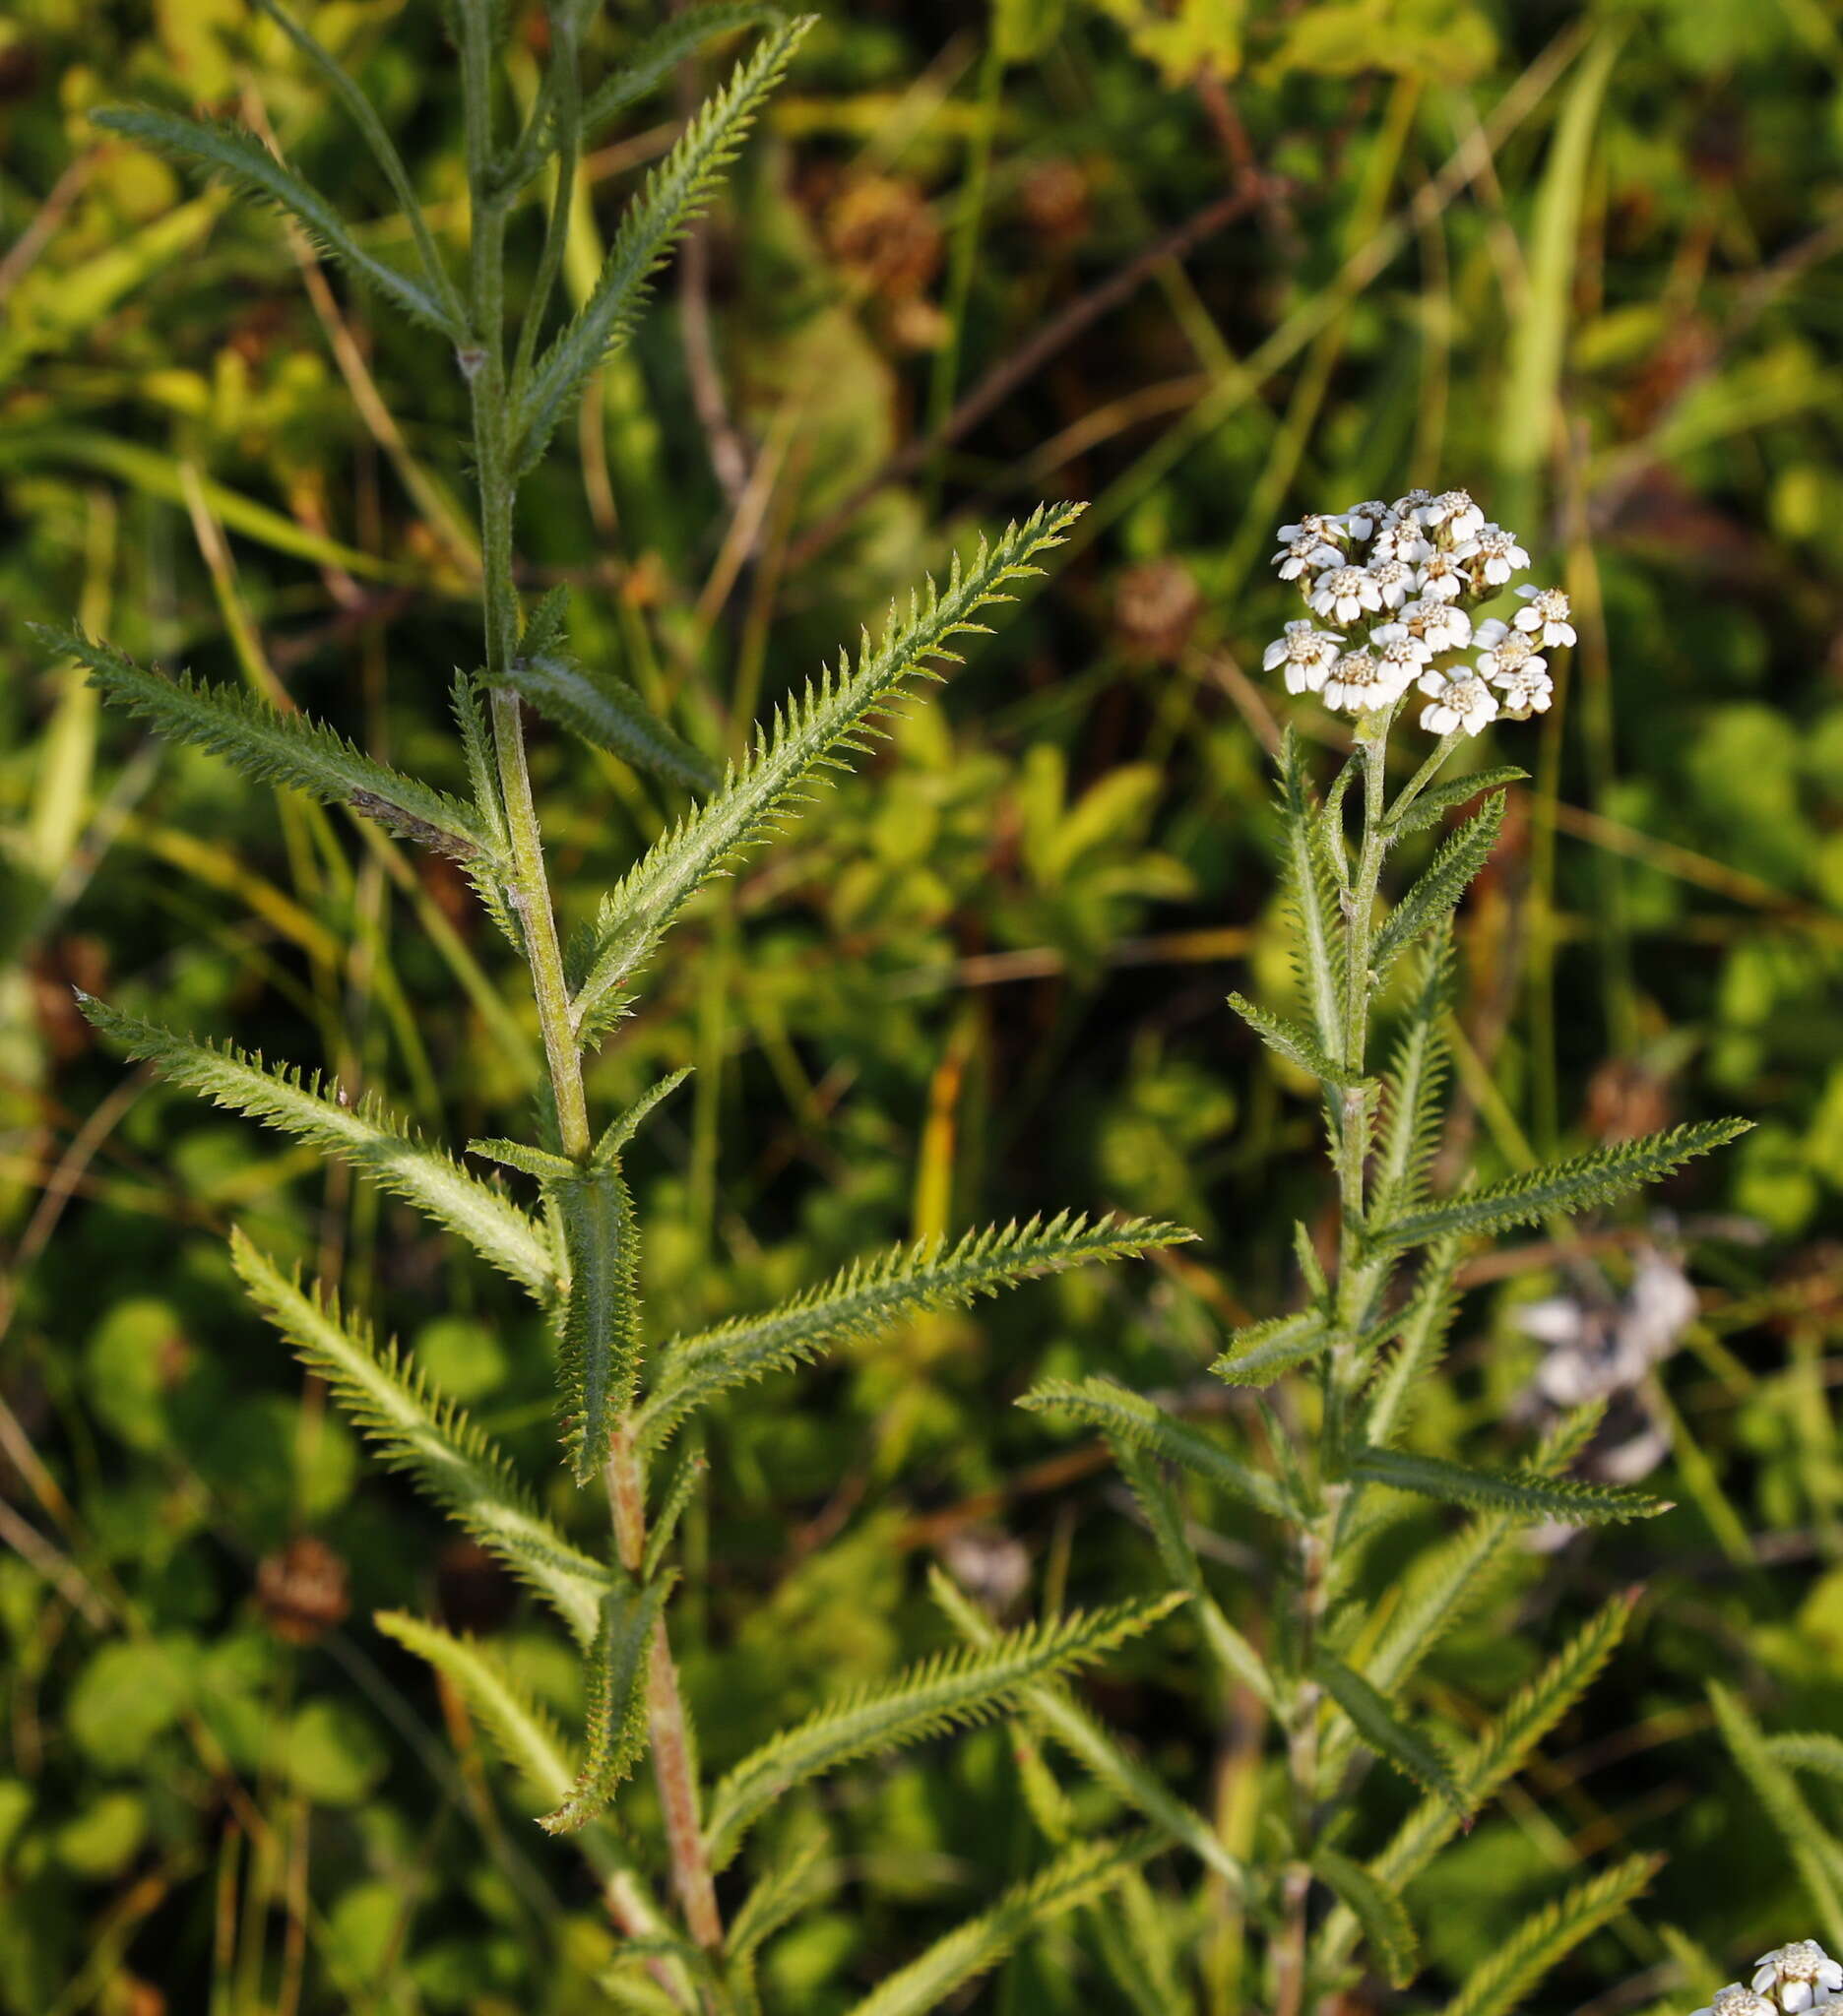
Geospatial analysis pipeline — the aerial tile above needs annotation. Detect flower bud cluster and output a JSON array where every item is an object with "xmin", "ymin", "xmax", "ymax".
[{"xmin": 1264, "ymin": 488, "xmax": 1575, "ymax": 736}]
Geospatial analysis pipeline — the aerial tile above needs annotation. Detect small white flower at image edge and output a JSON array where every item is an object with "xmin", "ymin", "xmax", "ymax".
[
  {"xmin": 1273, "ymin": 534, "xmax": 1342, "ymax": 581},
  {"xmin": 1753, "ymin": 1940, "xmax": 1843, "ymax": 2012},
  {"xmin": 1692, "ymin": 1989, "xmax": 1777, "ymax": 2016}
]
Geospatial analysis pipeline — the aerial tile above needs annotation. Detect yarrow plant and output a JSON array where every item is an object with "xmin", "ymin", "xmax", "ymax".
[
  {"xmin": 1017, "ymin": 486, "xmax": 1747, "ymax": 2014},
  {"xmin": 42, "ymin": 6, "xmax": 1199, "ymax": 2011}
]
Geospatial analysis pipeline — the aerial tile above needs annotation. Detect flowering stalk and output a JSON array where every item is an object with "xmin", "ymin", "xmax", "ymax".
[{"xmin": 1024, "ymin": 485, "xmax": 1745, "ymax": 2014}]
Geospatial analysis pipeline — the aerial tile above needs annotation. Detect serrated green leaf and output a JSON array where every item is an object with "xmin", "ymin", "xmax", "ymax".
[
  {"xmin": 593, "ymin": 1068, "xmax": 693, "ymax": 1166},
  {"xmin": 539, "ymin": 1580, "xmax": 667, "ymax": 1833},
  {"xmin": 1211, "ymin": 1308, "xmax": 1334, "ymax": 1387},
  {"xmin": 640, "ymin": 1212, "xmax": 1185, "ymax": 1450},
  {"xmin": 839, "ymin": 1835, "xmax": 1158, "ymax": 2016},
  {"xmin": 498, "ymin": 656, "xmax": 719, "ymax": 794},
  {"xmin": 1371, "ymin": 791, "xmax": 1505, "ymax": 978},
  {"xmin": 1767, "ymin": 1732, "xmax": 1843, "ymax": 1784},
  {"xmin": 1277, "ymin": 727, "xmax": 1343, "ymax": 1053},
  {"xmin": 1020, "ymin": 1379, "xmax": 1292, "ymax": 1521},
  {"xmin": 1315, "ymin": 1652, "xmax": 1464, "ymax": 1817},
  {"xmin": 1228, "ymin": 990, "xmax": 1366, "ymax": 1090},
  {"xmin": 57, "ymin": 630, "xmax": 496, "ymax": 861},
  {"xmin": 1369, "ymin": 927, "xmax": 1455, "ymax": 1223},
  {"xmin": 89, "ymin": 107, "xmax": 464, "ymax": 339},
  {"xmin": 1311, "ymin": 1848, "xmax": 1417, "ymax": 1987},
  {"xmin": 932, "ymin": 1570, "xmax": 1243, "ymax": 1892},
  {"xmin": 724, "ymin": 1815, "xmax": 834, "ymax": 1966},
  {"xmin": 642, "ymin": 1449, "xmax": 706, "ymax": 1582},
  {"xmin": 1109, "ymin": 1439, "xmax": 1275, "ymax": 1705},
  {"xmin": 1358, "ymin": 1244, "xmax": 1461, "ymax": 1449},
  {"xmin": 580, "ymin": 4, "xmax": 787, "ymax": 150},
  {"xmin": 1369, "ymin": 1119, "xmax": 1750, "ymax": 1253},
  {"xmin": 1384, "ymin": 766, "xmax": 1526, "ymax": 840},
  {"xmin": 247, "ymin": 0, "xmax": 465, "ymax": 327},
  {"xmin": 570, "ymin": 506, "xmax": 1082, "ymax": 1040},
  {"xmin": 1352, "ymin": 1445, "xmax": 1668, "ymax": 1524},
  {"xmin": 517, "ymin": 18, "xmax": 811, "ymax": 466},
  {"xmin": 549, "ymin": 1164, "xmax": 643, "ymax": 1482},
  {"xmin": 1711, "ymin": 1683, "xmax": 1843, "ymax": 1951},
  {"xmin": 1316, "ymin": 1595, "xmax": 1636, "ymax": 1978},
  {"xmin": 703, "ymin": 1594, "xmax": 1182, "ymax": 1866},
  {"xmin": 232, "ymin": 1235, "xmax": 608, "ymax": 1644},
  {"xmin": 450, "ymin": 671, "xmax": 522, "ymax": 950},
  {"xmin": 374, "ymin": 1610, "xmax": 575, "ymax": 1802},
  {"xmin": 87, "ymin": 1000, "xmax": 554, "ymax": 1297},
  {"xmin": 1438, "ymin": 1856, "xmax": 1660, "ymax": 2016}
]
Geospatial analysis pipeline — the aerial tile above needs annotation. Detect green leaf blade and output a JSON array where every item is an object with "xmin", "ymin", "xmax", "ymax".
[
  {"xmin": 1371, "ymin": 791, "xmax": 1505, "ymax": 978},
  {"xmin": 570, "ymin": 506, "xmax": 1083, "ymax": 1039},
  {"xmin": 539, "ymin": 1581, "xmax": 667, "ymax": 1834},
  {"xmin": 90, "ymin": 1002, "xmax": 555, "ymax": 1297},
  {"xmin": 498, "ymin": 656, "xmax": 720, "ymax": 794},
  {"xmin": 1315, "ymin": 1652, "xmax": 1464, "ymax": 1818},
  {"xmin": 232, "ymin": 1235, "xmax": 608, "ymax": 1644},
  {"xmin": 1352, "ymin": 1446, "xmax": 1669, "ymax": 1525},
  {"xmin": 550, "ymin": 1165, "xmax": 644, "ymax": 1483}
]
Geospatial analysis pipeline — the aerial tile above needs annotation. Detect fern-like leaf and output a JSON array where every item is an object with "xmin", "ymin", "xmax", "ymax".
[
  {"xmin": 375, "ymin": 1610, "xmax": 575, "ymax": 1803},
  {"xmin": 1383, "ymin": 766, "xmax": 1526, "ymax": 841},
  {"xmin": 56, "ymin": 631, "xmax": 496, "ymax": 862},
  {"xmin": 1438, "ymin": 1856, "xmax": 1660, "ymax": 2016},
  {"xmin": 838, "ymin": 1834, "xmax": 1158, "ymax": 2016},
  {"xmin": 1370, "ymin": 926, "xmax": 1455, "ymax": 1222},
  {"xmin": 451, "ymin": 671, "xmax": 522, "ymax": 950},
  {"xmin": 569, "ymin": 507, "xmax": 1083, "ymax": 1040},
  {"xmin": 1020, "ymin": 1379, "xmax": 1293, "ymax": 1521},
  {"xmin": 1211, "ymin": 1308, "xmax": 1335, "ymax": 1388},
  {"xmin": 724, "ymin": 1816, "xmax": 834, "ymax": 1968},
  {"xmin": 594, "ymin": 1068, "xmax": 693, "ymax": 1166},
  {"xmin": 1359, "ymin": 1245, "xmax": 1461, "ymax": 1450},
  {"xmin": 1767, "ymin": 1732, "xmax": 1843, "ymax": 1784},
  {"xmin": 89, "ymin": 1001, "xmax": 555, "ymax": 1297},
  {"xmin": 1370, "ymin": 793, "xmax": 1505, "ymax": 979},
  {"xmin": 1315, "ymin": 1652, "xmax": 1463, "ymax": 1817},
  {"xmin": 579, "ymin": 4, "xmax": 787, "ymax": 152},
  {"xmin": 1227, "ymin": 990, "xmax": 1366, "ymax": 1091},
  {"xmin": 539, "ymin": 1580, "xmax": 667, "ymax": 1833},
  {"xmin": 247, "ymin": 0, "xmax": 465, "ymax": 326},
  {"xmin": 1334, "ymin": 1594, "xmax": 1635, "ymax": 1947},
  {"xmin": 1352, "ymin": 1445, "xmax": 1668, "ymax": 1524},
  {"xmin": 1277, "ymin": 727, "xmax": 1344, "ymax": 1052},
  {"xmin": 498, "ymin": 655, "xmax": 719, "ymax": 794},
  {"xmin": 516, "ymin": 18, "xmax": 812, "ymax": 467},
  {"xmin": 1711, "ymin": 1683, "xmax": 1843, "ymax": 1950},
  {"xmin": 703, "ymin": 1593, "xmax": 1182, "ymax": 1865},
  {"xmin": 639, "ymin": 1211, "xmax": 1185, "ymax": 1450},
  {"xmin": 232, "ymin": 1235, "xmax": 608, "ymax": 1644},
  {"xmin": 88, "ymin": 108, "xmax": 464, "ymax": 339},
  {"xmin": 1368, "ymin": 1119, "xmax": 1749, "ymax": 1254},
  {"xmin": 1311, "ymin": 1849, "xmax": 1417, "ymax": 1988},
  {"xmin": 550, "ymin": 1165, "xmax": 643, "ymax": 1481},
  {"xmin": 932, "ymin": 1569, "xmax": 1243, "ymax": 1890}
]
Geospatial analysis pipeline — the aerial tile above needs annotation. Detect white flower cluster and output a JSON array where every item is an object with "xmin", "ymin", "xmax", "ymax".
[
  {"xmin": 1263, "ymin": 488, "xmax": 1575, "ymax": 736},
  {"xmin": 1693, "ymin": 1943, "xmax": 1843, "ymax": 2016}
]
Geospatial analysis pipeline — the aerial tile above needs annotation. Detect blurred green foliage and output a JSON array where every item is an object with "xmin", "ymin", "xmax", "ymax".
[{"xmin": 5, "ymin": 0, "xmax": 1843, "ymax": 2009}]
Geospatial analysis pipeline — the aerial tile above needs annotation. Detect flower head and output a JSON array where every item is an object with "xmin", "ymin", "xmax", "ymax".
[
  {"xmin": 1262, "ymin": 619, "xmax": 1344, "ymax": 694},
  {"xmin": 1371, "ymin": 623, "xmax": 1434, "ymax": 693},
  {"xmin": 1456, "ymin": 521, "xmax": 1531, "ymax": 588},
  {"xmin": 1514, "ymin": 585, "xmax": 1577, "ymax": 648},
  {"xmin": 1693, "ymin": 1989, "xmax": 1779, "ymax": 2016},
  {"xmin": 1311, "ymin": 565, "xmax": 1384, "ymax": 626},
  {"xmin": 1340, "ymin": 499, "xmax": 1394, "ymax": 540},
  {"xmin": 1322, "ymin": 648, "xmax": 1409, "ymax": 716},
  {"xmin": 1366, "ymin": 556, "xmax": 1417, "ymax": 609},
  {"xmin": 1371, "ymin": 520, "xmax": 1431, "ymax": 567},
  {"xmin": 1414, "ymin": 549, "xmax": 1468, "ymax": 602},
  {"xmin": 1417, "ymin": 668, "xmax": 1497, "ymax": 737},
  {"xmin": 1399, "ymin": 598, "xmax": 1472, "ymax": 655},
  {"xmin": 1420, "ymin": 487, "xmax": 1485, "ymax": 541},
  {"xmin": 1273, "ymin": 534, "xmax": 1342, "ymax": 582},
  {"xmin": 1390, "ymin": 487, "xmax": 1435, "ymax": 522},
  {"xmin": 1277, "ymin": 512, "xmax": 1350, "ymax": 551},
  {"xmin": 1753, "ymin": 1941, "xmax": 1843, "ymax": 2012},
  {"xmin": 1475, "ymin": 620, "xmax": 1547, "ymax": 685}
]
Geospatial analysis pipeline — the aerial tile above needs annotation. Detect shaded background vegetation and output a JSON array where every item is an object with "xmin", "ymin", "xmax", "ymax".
[{"xmin": 5, "ymin": 0, "xmax": 1843, "ymax": 2008}]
